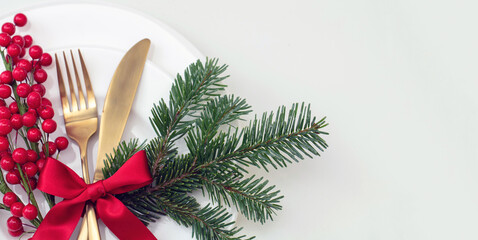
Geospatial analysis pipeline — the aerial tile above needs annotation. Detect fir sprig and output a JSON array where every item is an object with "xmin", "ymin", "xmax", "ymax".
[
  {"xmin": 200, "ymin": 175, "xmax": 282, "ymax": 223},
  {"xmin": 102, "ymin": 58, "xmax": 329, "ymax": 240},
  {"xmin": 149, "ymin": 59, "xmax": 228, "ymax": 176}
]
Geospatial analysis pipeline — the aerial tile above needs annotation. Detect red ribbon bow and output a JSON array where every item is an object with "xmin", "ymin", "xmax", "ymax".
[{"xmin": 32, "ymin": 150, "xmax": 157, "ymax": 240}]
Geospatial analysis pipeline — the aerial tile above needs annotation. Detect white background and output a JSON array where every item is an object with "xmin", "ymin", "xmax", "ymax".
[{"xmin": 3, "ymin": 0, "xmax": 478, "ymax": 239}]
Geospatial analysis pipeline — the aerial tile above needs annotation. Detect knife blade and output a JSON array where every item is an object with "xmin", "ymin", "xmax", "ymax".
[
  {"xmin": 77, "ymin": 38, "xmax": 150, "ymax": 240},
  {"xmin": 93, "ymin": 38, "xmax": 151, "ymax": 182}
]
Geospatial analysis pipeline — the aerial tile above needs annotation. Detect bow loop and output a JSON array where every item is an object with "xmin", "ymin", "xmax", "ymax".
[
  {"xmin": 37, "ymin": 157, "xmax": 87, "ymax": 199},
  {"xmin": 32, "ymin": 150, "xmax": 157, "ymax": 240},
  {"xmin": 103, "ymin": 150, "xmax": 152, "ymax": 195}
]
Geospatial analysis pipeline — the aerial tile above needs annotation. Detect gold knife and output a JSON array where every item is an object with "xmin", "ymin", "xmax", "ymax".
[{"xmin": 77, "ymin": 38, "xmax": 151, "ymax": 240}]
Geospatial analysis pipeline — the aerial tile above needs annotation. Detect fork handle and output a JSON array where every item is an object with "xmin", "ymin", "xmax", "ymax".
[
  {"xmin": 78, "ymin": 216, "xmax": 88, "ymax": 240},
  {"xmin": 76, "ymin": 142, "xmax": 101, "ymax": 240}
]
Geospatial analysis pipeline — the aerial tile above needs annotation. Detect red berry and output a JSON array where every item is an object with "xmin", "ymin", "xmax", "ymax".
[
  {"xmin": 0, "ymin": 85, "xmax": 11, "ymax": 99},
  {"xmin": 3, "ymin": 192, "xmax": 18, "ymax": 207},
  {"xmin": 9, "ymin": 228, "xmax": 25, "ymax": 237},
  {"xmin": 13, "ymin": 13, "xmax": 27, "ymax": 27},
  {"xmin": 23, "ymin": 162, "xmax": 38, "ymax": 178},
  {"xmin": 19, "ymin": 47, "xmax": 26, "ymax": 58},
  {"xmin": 31, "ymin": 83, "xmax": 46, "ymax": 97},
  {"xmin": 39, "ymin": 105, "xmax": 54, "ymax": 119},
  {"xmin": 0, "ymin": 99, "xmax": 5, "ymax": 107},
  {"xmin": 55, "ymin": 137, "xmax": 69, "ymax": 151},
  {"xmin": 0, "ymin": 155, "xmax": 14, "ymax": 171},
  {"xmin": 22, "ymin": 204, "xmax": 38, "ymax": 220},
  {"xmin": 0, "ymin": 119, "xmax": 12, "ymax": 135},
  {"xmin": 12, "ymin": 148, "xmax": 27, "ymax": 164},
  {"xmin": 27, "ymin": 127, "xmax": 42, "ymax": 142},
  {"xmin": 0, "ymin": 71, "xmax": 12, "ymax": 84},
  {"xmin": 6, "ymin": 171, "xmax": 20, "ymax": 184},
  {"xmin": 0, "ymin": 106, "xmax": 11, "ymax": 119},
  {"xmin": 31, "ymin": 60, "xmax": 41, "ymax": 69},
  {"xmin": 1, "ymin": 22, "xmax": 15, "ymax": 35},
  {"xmin": 36, "ymin": 158, "xmax": 46, "ymax": 171},
  {"xmin": 41, "ymin": 98, "xmax": 52, "ymax": 107},
  {"xmin": 43, "ymin": 141, "xmax": 57, "ymax": 155},
  {"xmin": 27, "ymin": 177, "xmax": 37, "ymax": 190},
  {"xmin": 7, "ymin": 44, "xmax": 21, "ymax": 57},
  {"xmin": 0, "ymin": 33, "xmax": 10, "ymax": 47},
  {"xmin": 11, "ymin": 35, "xmax": 24, "ymax": 47},
  {"xmin": 23, "ymin": 35, "xmax": 32, "ymax": 48},
  {"xmin": 9, "ymin": 102, "xmax": 18, "ymax": 114},
  {"xmin": 17, "ymin": 59, "xmax": 32, "ymax": 72},
  {"xmin": 10, "ymin": 201, "xmax": 24, "ymax": 217},
  {"xmin": 8, "ymin": 228, "xmax": 24, "ymax": 237},
  {"xmin": 22, "ymin": 112, "xmax": 36, "ymax": 127},
  {"xmin": 40, "ymin": 53, "xmax": 52, "ymax": 66},
  {"xmin": 0, "ymin": 136, "xmax": 9, "ymax": 151},
  {"xmin": 7, "ymin": 216, "xmax": 22, "ymax": 231},
  {"xmin": 26, "ymin": 149, "xmax": 37, "ymax": 162},
  {"xmin": 29, "ymin": 45, "xmax": 42, "ymax": 59},
  {"xmin": 41, "ymin": 119, "xmax": 56, "ymax": 133},
  {"xmin": 27, "ymin": 91, "xmax": 41, "ymax": 108},
  {"xmin": 27, "ymin": 108, "xmax": 37, "ymax": 117},
  {"xmin": 33, "ymin": 68, "xmax": 47, "ymax": 83},
  {"xmin": 10, "ymin": 114, "xmax": 22, "ymax": 130},
  {"xmin": 12, "ymin": 67, "xmax": 27, "ymax": 81},
  {"xmin": 26, "ymin": 177, "xmax": 37, "ymax": 190},
  {"xmin": 16, "ymin": 82, "xmax": 31, "ymax": 98},
  {"xmin": 0, "ymin": 151, "xmax": 11, "ymax": 158}
]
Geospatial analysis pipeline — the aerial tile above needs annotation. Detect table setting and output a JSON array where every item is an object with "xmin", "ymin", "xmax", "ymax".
[
  {"xmin": 2, "ymin": 1, "xmax": 478, "ymax": 240},
  {"xmin": 0, "ymin": 2, "xmax": 329, "ymax": 240}
]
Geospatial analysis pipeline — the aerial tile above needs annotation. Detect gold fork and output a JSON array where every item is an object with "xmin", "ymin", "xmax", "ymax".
[{"xmin": 55, "ymin": 50, "xmax": 101, "ymax": 240}]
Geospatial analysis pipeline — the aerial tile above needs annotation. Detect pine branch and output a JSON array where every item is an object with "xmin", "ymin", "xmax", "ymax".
[
  {"xmin": 101, "ymin": 59, "xmax": 329, "ymax": 240},
  {"xmin": 190, "ymin": 205, "xmax": 253, "ymax": 240},
  {"xmin": 149, "ymin": 154, "xmax": 202, "ymax": 193},
  {"xmin": 158, "ymin": 197, "xmax": 252, "ymax": 240},
  {"xmin": 153, "ymin": 191, "xmax": 201, "ymax": 226},
  {"xmin": 139, "ymin": 102, "xmax": 328, "ymax": 223},
  {"xmin": 102, "ymin": 139, "xmax": 145, "ymax": 179},
  {"xmin": 200, "ymin": 175, "xmax": 282, "ymax": 224},
  {"xmin": 117, "ymin": 189, "xmax": 171, "ymax": 224},
  {"xmin": 149, "ymin": 58, "xmax": 228, "ymax": 176},
  {"xmin": 186, "ymin": 95, "xmax": 251, "ymax": 150},
  {"xmin": 198, "ymin": 103, "xmax": 329, "ymax": 172}
]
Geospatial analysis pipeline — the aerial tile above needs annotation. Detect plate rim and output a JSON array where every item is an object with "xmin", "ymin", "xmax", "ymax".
[{"xmin": 0, "ymin": 0, "xmax": 204, "ymax": 60}]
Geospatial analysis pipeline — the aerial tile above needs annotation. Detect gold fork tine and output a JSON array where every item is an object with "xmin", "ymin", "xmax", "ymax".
[
  {"xmin": 55, "ymin": 54, "xmax": 71, "ymax": 116},
  {"xmin": 70, "ymin": 50, "xmax": 86, "ymax": 110},
  {"xmin": 78, "ymin": 49, "xmax": 96, "ymax": 109},
  {"xmin": 62, "ymin": 52, "xmax": 78, "ymax": 112}
]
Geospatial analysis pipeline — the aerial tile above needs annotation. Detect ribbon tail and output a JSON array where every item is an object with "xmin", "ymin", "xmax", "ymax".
[
  {"xmin": 32, "ymin": 200, "xmax": 86, "ymax": 240},
  {"xmin": 97, "ymin": 195, "xmax": 157, "ymax": 240}
]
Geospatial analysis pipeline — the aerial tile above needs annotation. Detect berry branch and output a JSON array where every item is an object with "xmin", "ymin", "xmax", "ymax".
[{"xmin": 0, "ymin": 13, "xmax": 70, "ymax": 237}]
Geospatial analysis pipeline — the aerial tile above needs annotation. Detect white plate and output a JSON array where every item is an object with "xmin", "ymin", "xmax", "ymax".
[{"xmin": 0, "ymin": 3, "xmax": 232, "ymax": 240}]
